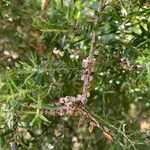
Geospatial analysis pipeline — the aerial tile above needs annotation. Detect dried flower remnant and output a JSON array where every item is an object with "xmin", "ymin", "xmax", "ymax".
[
  {"xmin": 103, "ymin": 131, "xmax": 113, "ymax": 142},
  {"xmin": 78, "ymin": 116, "xmax": 86, "ymax": 128},
  {"xmin": 82, "ymin": 57, "xmax": 96, "ymax": 97},
  {"xmin": 3, "ymin": 50, "xmax": 19, "ymax": 60},
  {"xmin": 88, "ymin": 121, "xmax": 96, "ymax": 133},
  {"xmin": 69, "ymin": 49, "xmax": 80, "ymax": 60},
  {"xmin": 53, "ymin": 47, "xmax": 64, "ymax": 57},
  {"xmin": 120, "ymin": 57, "xmax": 143, "ymax": 71}
]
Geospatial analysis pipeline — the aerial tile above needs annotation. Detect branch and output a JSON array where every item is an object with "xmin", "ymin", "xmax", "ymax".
[
  {"xmin": 20, "ymin": 0, "xmax": 110, "ymax": 139},
  {"xmin": 21, "ymin": 0, "xmax": 108, "ymax": 118},
  {"xmin": 82, "ymin": 0, "xmax": 107, "ymax": 103}
]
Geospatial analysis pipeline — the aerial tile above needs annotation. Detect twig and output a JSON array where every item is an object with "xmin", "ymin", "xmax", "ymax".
[
  {"xmin": 108, "ymin": 124, "xmax": 137, "ymax": 150},
  {"xmin": 82, "ymin": 0, "xmax": 107, "ymax": 102},
  {"xmin": 79, "ymin": 107, "xmax": 106, "ymax": 131}
]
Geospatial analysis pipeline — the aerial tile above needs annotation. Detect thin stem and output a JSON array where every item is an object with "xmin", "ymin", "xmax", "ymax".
[
  {"xmin": 82, "ymin": 0, "xmax": 108, "ymax": 97},
  {"xmin": 89, "ymin": 31, "xmax": 96, "ymax": 58}
]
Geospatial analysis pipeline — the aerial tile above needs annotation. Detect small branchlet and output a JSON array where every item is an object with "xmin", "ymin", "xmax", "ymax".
[{"xmin": 120, "ymin": 57, "xmax": 143, "ymax": 71}]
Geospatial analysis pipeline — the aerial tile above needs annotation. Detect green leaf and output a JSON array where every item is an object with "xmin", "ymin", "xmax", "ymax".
[{"xmin": 39, "ymin": 114, "xmax": 50, "ymax": 123}]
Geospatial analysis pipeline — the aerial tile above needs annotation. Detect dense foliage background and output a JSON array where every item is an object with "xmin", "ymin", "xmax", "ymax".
[{"xmin": 0, "ymin": 0, "xmax": 150, "ymax": 149}]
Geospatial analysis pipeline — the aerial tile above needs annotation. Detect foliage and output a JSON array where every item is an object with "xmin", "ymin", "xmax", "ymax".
[{"xmin": 0, "ymin": 0, "xmax": 150, "ymax": 149}]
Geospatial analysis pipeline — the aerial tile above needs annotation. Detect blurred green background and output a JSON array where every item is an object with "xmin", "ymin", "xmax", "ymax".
[{"xmin": 0, "ymin": 0, "xmax": 149, "ymax": 149}]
